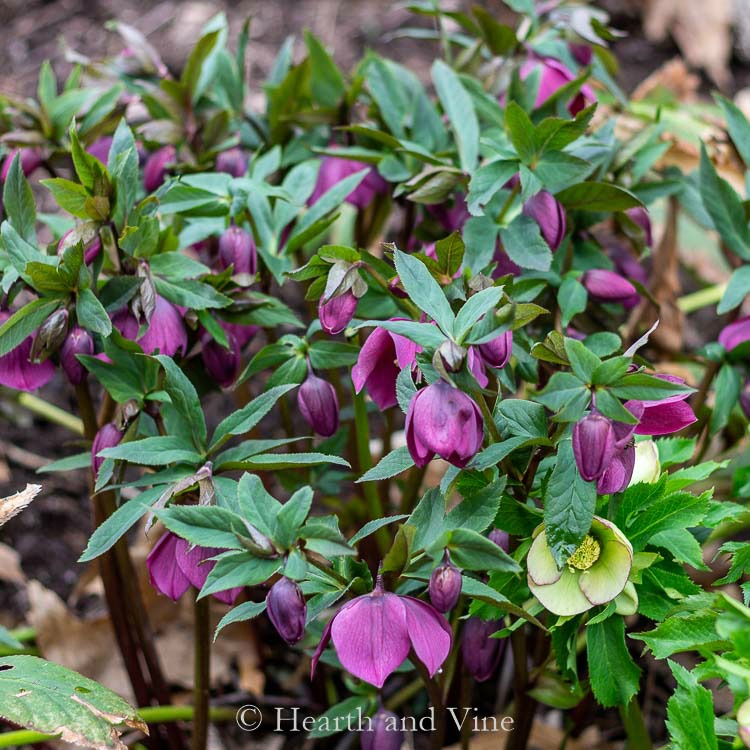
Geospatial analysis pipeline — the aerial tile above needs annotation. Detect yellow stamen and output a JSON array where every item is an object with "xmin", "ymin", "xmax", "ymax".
[{"xmin": 567, "ymin": 534, "xmax": 601, "ymax": 571}]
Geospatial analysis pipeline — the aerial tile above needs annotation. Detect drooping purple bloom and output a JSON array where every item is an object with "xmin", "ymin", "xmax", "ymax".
[
  {"xmin": 573, "ymin": 412, "xmax": 615, "ymax": 482},
  {"xmin": 582, "ymin": 269, "xmax": 639, "ymax": 305},
  {"xmin": 461, "ymin": 617, "xmax": 504, "ymax": 683},
  {"xmin": 298, "ymin": 371, "xmax": 339, "ymax": 437},
  {"xmin": 266, "ymin": 577, "xmax": 307, "ymax": 645},
  {"xmin": 522, "ymin": 191, "xmax": 566, "ymax": 251},
  {"xmin": 215, "ymin": 147, "xmax": 248, "ymax": 177},
  {"xmin": 218, "ymin": 226, "xmax": 257, "ymax": 276},
  {"xmin": 426, "ymin": 193, "xmax": 470, "ymax": 233},
  {"xmin": 467, "ymin": 346, "xmax": 489, "ymax": 388},
  {"xmin": 352, "ymin": 322, "xmax": 419, "ymax": 410},
  {"xmin": 201, "ymin": 330, "xmax": 241, "ymax": 388},
  {"xmin": 143, "ymin": 145, "xmax": 176, "ymax": 192},
  {"xmin": 311, "ymin": 578, "xmax": 452, "ymax": 688},
  {"xmin": 719, "ymin": 316, "xmax": 750, "ymax": 353},
  {"xmin": 1, "ymin": 148, "xmax": 43, "ymax": 181},
  {"xmin": 362, "ymin": 709, "xmax": 403, "ymax": 750},
  {"xmin": 609, "ymin": 243, "xmax": 648, "ymax": 309},
  {"xmin": 478, "ymin": 330, "xmax": 513, "ymax": 369},
  {"xmin": 87, "ymin": 136, "xmax": 113, "ymax": 164},
  {"xmin": 146, "ymin": 531, "xmax": 242, "ymax": 605},
  {"xmin": 626, "ymin": 207, "xmax": 653, "ymax": 247},
  {"xmin": 429, "ymin": 552, "xmax": 462, "ymax": 613},
  {"xmin": 405, "ymin": 380, "xmax": 484, "ymax": 468},
  {"xmin": 220, "ymin": 320, "xmax": 259, "ymax": 349},
  {"xmin": 112, "ymin": 295, "xmax": 187, "ymax": 357},
  {"xmin": 0, "ymin": 310, "xmax": 55, "ymax": 392},
  {"xmin": 57, "ymin": 229, "xmax": 101, "ymax": 265},
  {"xmin": 489, "ymin": 528, "xmax": 510, "ymax": 551},
  {"xmin": 310, "ymin": 152, "xmax": 388, "ymax": 210},
  {"xmin": 624, "ymin": 374, "xmax": 697, "ymax": 436},
  {"xmin": 60, "ymin": 326, "xmax": 94, "ymax": 385},
  {"xmin": 595, "ymin": 408, "xmax": 641, "ymax": 494},
  {"xmin": 318, "ymin": 290, "xmax": 358, "ymax": 335},
  {"xmin": 520, "ymin": 56, "xmax": 596, "ymax": 115},
  {"xmin": 741, "ymin": 381, "xmax": 750, "ymax": 420},
  {"xmin": 91, "ymin": 422, "xmax": 123, "ymax": 477},
  {"xmin": 569, "ymin": 43, "xmax": 593, "ymax": 66}
]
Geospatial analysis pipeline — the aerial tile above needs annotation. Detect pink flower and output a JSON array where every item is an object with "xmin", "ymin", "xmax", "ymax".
[
  {"xmin": 520, "ymin": 56, "xmax": 596, "ymax": 115},
  {"xmin": 112, "ymin": 295, "xmax": 187, "ymax": 357},
  {"xmin": 318, "ymin": 291, "xmax": 358, "ymax": 335},
  {"xmin": 719, "ymin": 317, "xmax": 750, "ymax": 353},
  {"xmin": 0, "ymin": 310, "xmax": 55, "ymax": 392},
  {"xmin": 310, "ymin": 152, "xmax": 387, "ymax": 209},
  {"xmin": 624, "ymin": 375, "xmax": 697, "ymax": 436}
]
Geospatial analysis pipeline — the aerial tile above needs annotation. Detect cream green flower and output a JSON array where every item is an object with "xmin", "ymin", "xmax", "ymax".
[
  {"xmin": 527, "ymin": 517, "xmax": 633, "ymax": 616},
  {"xmin": 629, "ymin": 440, "xmax": 661, "ymax": 486}
]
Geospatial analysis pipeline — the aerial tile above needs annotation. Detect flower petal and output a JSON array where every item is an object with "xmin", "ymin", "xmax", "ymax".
[
  {"xmin": 401, "ymin": 597, "xmax": 453, "ymax": 677},
  {"xmin": 526, "ymin": 530, "xmax": 563, "ymax": 586},
  {"xmin": 528, "ymin": 567, "xmax": 591, "ymax": 616},
  {"xmin": 147, "ymin": 532, "xmax": 191, "ymax": 601}
]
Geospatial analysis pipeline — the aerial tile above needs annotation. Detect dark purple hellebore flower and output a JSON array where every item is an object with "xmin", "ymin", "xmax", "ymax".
[
  {"xmin": 719, "ymin": 317, "xmax": 750, "ymax": 353},
  {"xmin": 519, "ymin": 56, "xmax": 596, "ymax": 115},
  {"xmin": 522, "ymin": 191, "xmax": 566, "ymax": 251},
  {"xmin": 352, "ymin": 322, "xmax": 419, "ymax": 410},
  {"xmin": 405, "ymin": 380, "xmax": 484, "ymax": 468},
  {"xmin": 60, "ymin": 326, "xmax": 94, "ymax": 385},
  {"xmin": 569, "ymin": 42, "xmax": 593, "ymax": 66},
  {"xmin": 266, "ymin": 576, "xmax": 307, "ymax": 645},
  {"xmin": 582, "ymin": 269, "xmax": 639, "ymax": 305},
  {"xmin": 91, "ymin": 422, "xmax": 123, "ymax": 477},
  {"xmin": 310, "ymin": 152, "xmax": 387, "ymax": 210},
  {"xmin": 57, "ymin": 229, "xmax": 102, "ymax": 266},
  {"xmin": 218, "ymin": 226, "xmax": 257, "ymax": 276},
  {"xmin": 215, "ymin": 147, "xmax": 248, "ymax": 177},
  {"xmin": 298, "ymin": 370, "xmax": 339, "ymax": 437},
  {"xmin": 426, "ymin": 193, "xmax": 470, "ymax": 233},
  {"xmin": 147, "ymin": 531, "xmax": 242, "ymax": 605},
  {"xmin": 594, "ymin": 406, "xmax": 642, "ymax": 494},
  {"xmin": 0, "ymin": 310, "xmax": 55, "ymax": 392},
  {"xmin": 429, "ymin": 552, "xmax": 462, "ymax": 613},
  {"xmin": 87, "ymin": 136, "xmax": 113, "ymax": 164},
  {"xmin": 626, "ymin": 207, "xmax": 653, "ymax": 247},
  {"xmin": 112, "ymin": 295, "xmax": 187, "ymax": 357},
  {"xmin": 220, "ymin": 320, "xmax": 259, "ymax": 349},
  {"xmin": 609, "ymin": 243, "xmax": 648, "ymax": 309},
  {"xmin": 489, "ymin": 528, "xmax": 510, "ymax": 551},
  {"xmin": 143, "ymin": 145, "xmax": 176, "ymax": 192},
  {"xmin": 311, "ymin": 577, "xmax": 452, "ymax": 688},
  {"xmin": 1, "ymin": 148, "xmax": 43, "ymax": 181},
  {"xmin": 362, "ymin": 709, "xmax": 403, "ymax": 750},
  {"xmin": 624, "ymin": 374, "xmax": 697, "ymax": 436},
  {"xmin": 478, "ymin": 330, "xmax": 513, "ymax": 369},
  {"xmin": 201, "ymin": 330, "xmax": 241, "ymax": 388},
  {"xmin": 318, "ymin": 290, "xmax": 358, "ymax": 335},
  {"xmin": 572, "ymin": 412, "xmax": 615, "ymax": 482},
  {"xmin": 742, "ymin": 381, "xmax": 750, "ymax": 420},
  {"xmin": 461, "ymin": 617, "xmax": 504, "ymax": 683},
  {"xmin": 467, "ymin": 346, "xmax": 489, "ymax": 388}
]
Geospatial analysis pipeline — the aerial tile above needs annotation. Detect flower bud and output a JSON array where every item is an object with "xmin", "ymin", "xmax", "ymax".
[
  {"xmin": 572, "ymin": 412, "xmax": 616, "ymax": 482},
  {"xmin": 57, "ymin": 228, "xmax": 101, "ymax": 265},
  {"xmin": 522, "ymin": 191, "xmax": 566, "ymax": 251},
  {"xmin": 143, "ymin": 145, "xmax": 175, "ymax": 192},
  {"xmin": 202, "ymin": 331, "xmax": 241, "ymax": 388},
  {"xmin": 629, "ymin": 440, "xmax": 661, "ymax": 485},
  {"xmin": 91, "ymin": 422, "xmax": 123, "ymax": 477},
  {"xmin": 361, "ymin": 709, "xmax": 403, "ymax": 750},
  {"xmin": 488, "ymin": 528, "xmax": 510, "ymax": 552},
  {"xmin": 569, "ymin": 42, "xmax": 593, "ymax": 66},
  {"xmin": 215, "ymin": 147, "xmax": 248, "ymax": 177},
  {"xmin": 738, "ymin": 699, "xmax": 750, "ymax": 748},
  {"xmin": 30, "ymin": 308, "xmax": 69, "ymax": 362},
  {"xmin": 741, "ymin": 382, "xmax": 750, "ymax": 420},
  {"xmin": 429, "ymin": 552, "xmax": 462, "ymax": 613},
  {"xmin": 1, "ymin": 148, "xmax": 43, "ymax": 181},
  {"xmin": 435, "ymin": 340, "xmax": 466, "ymax": 374},
  {"xmin": 218, "ymin": 226, "xmax": 257, "ymax": 276},
  {"xmin": 318, "ymin": 290, "xmax": 358, "ymax": 335},
  {"xmin": 60, "ymin": 326, "xmax": 94, "ymax": 385},
  {"xmin": 719, "ymin": 317, "xmax": 750, "ymax": 353},
  {"xmin": 298, "ymin": 371, "xmax": 339, "ymax": 437},
  {"xmin": 87, "ymin": 136, "xmax": 113, "ymax": 164},
  {"xmin": 582, "ymin": 269, "xmax": 639, "ymax": 304},
  {"xmin": 266, "ymin": 577, "xmax": 307, "ymax": 645},
  {"xmin": 461, "ymin": 617, "xmax": 503, "ymax": 682},
  {"xmin": 478, "ymin": 330, "xmax": 513, "ymax": 369},
  {"xmin": 626, "ymin": 207, "xmax": 653, "ymax": 247}
]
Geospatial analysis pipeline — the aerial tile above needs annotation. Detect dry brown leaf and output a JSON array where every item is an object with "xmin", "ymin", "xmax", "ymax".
[
  {"xmin": 0, "ymin": 483, "xmax": 41, "ymax": 527},
  {"xmin": 0, "ymin": 542, "xmax": 26, "ymax": 584}
]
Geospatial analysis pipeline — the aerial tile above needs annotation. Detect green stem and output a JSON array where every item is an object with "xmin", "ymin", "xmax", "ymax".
[
  {"xmin": 495, "ymin": 183, "xmax": 520, "ymax": 224},
  {"xmin": 471, "ymin": 387, "xmax": 501, "ymax": 442},
  {"xmin": 191, "ymin": 595, "xmax": 211, "ymax": 750},
  {"xmin": 10, "ymin": 392, "xmax": 84, "ymax": 434},
  {"xmin": 619, "ymin": 696, "xmax": 653, "ymax": 750},
  {"xmin": 677, "ymin": 283, "xmax": 726, "ymax": 314}
]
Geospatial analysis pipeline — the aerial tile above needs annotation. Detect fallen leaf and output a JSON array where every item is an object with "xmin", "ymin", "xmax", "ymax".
[{"xmin": 0, "ymin": 484, "xmax": 41, "ymax": 527}]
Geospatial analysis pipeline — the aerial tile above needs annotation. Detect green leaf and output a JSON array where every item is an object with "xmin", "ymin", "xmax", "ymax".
[
  {"xmin": 37, "ymin": 451, "xmax": 91, "ymax": 474},
  {"xmin": 154, "ymin": 355, "xmax": 207, "ymax": 450},
  {"xmin": 308, "ymin": 696, "xmax": 374, "ymax": 739},
  {"xmin": 2, "ymin": 153, "xmax": 37, "ymax": 244},
  {"xmin": 709, "ymin": 363, "xmax": 741, "ymax": 435},
  {"xmin": 534, "ymin": 372, "xmax": 588, "ymax": 413},
  {"xmin": 564, "ymin": 338, "xmax": 602, "ymax": 383},
  {"xmin": 41, "ymin": 178, "xmax": 90, "ymax": 218},
  {"xmin": 0, "ymin": 655, "xmax": 146, "ymax": 748},
  {"xmin": 237, "ymin": 452, "xmax": 350, "ymax": 471},
  {"xmin": 666, "ymin": 661, "xmax": 718, "ymax": 750},
  {"xmin": 0, "ymin": 298, "xmax": 62, "ymax": 357},
  {"xmin": 304, "ymin": 31, "xmax": 346, "ymax": 107},
  {"xmin": 454, "ymin": 285, "xmax": 505, "ymax": 340},
  {"xmin": 632, "ymin": 612, "xmax": 724, "ymax": 658},
  {"xmin": 718, "ymin": 267, "xmax": 750, "ymax": 313},
  {"xmin": 99, "ymin": 436, "xmax": 203, "ymax": 467},
  {"xmin": 586, "ymin": 617, "xmax": 641, "ymax": 708},
  {"xmin": 434, "ymin": 231, "xmax": 465, "ymax": 277},
  {"xmin": 496, "ymin": 400, "xmax": 547, "ymax": 438},
  {"xmin": 276, "ymin": 486, "xmax": 313, "ymax": 548},
  {"xmin": 357, "ymin": 446, "xmax": 413, "ymax": 482},
  {"xmin": 393, "ymin": 248, "xmax": 455, "ymax": 334},
  {"xmin": 626, "ymin": 491, "xmax": 710, "ymax": 551},
  {"xmin": 505, "ymin": 101, "xmax": 537, "ymax": 163},
  {"xmin": 499, "ymin": 214, "xmax": 552, "ymax": 271},
  {"xmin": 308, "ymin": 341, "xmax": 359, "ymax": 369},
  {"xmin": 467, "ymin": 159, "xmax": 519, "ymax": 214},
  {"xmin": 199, "ymin": 553, "xmax": 280, "ymax": 599},
  {"xmin": 153, "ymin": 277, "xmax": 231, "ymax": 310},
  {"xmin": 182, "ymin": 30, "xmax": 221, "ymax": 103},
  {"xmin": 156, "ymin": 505, "xmax": 247, "ymax": 549},
  {"xmin": 544, "ymin": 439, "xmax": 597, "ymax": 565},
  {"xmin": 349, "ymin": 515, "xmax": 409, "ymax": 546},
  {"xmin": 556, "ymin": 182, "xmax": 642, "ymax": 212},
  {"xmin": 447, "ymin": 528, "xmax": 521, "ymax": 572},
  {"xmin": 432, "ymin": 59, "xmax": 479, "ymax": 172},
  {"xmin": 214, "ymin": 601, "xmax": 267, "ymax": 640},
  {"xmin": 610, "ymin": 373, "xmax": 693, "ymax": 401},
  {"xmin": 716, "ymin": 94, "xmax": 750, "ymax": 169},
  {"xmin": 445, "ymin": 479, "xmax": 505, "ymax": 533},
  {"xmin": 558, "ymin": 277, "xmax": 587, "ymax": 328},
  {"xmin": 472, "ymin": 6, "xmax": 517, "ymax": 55},
  {"xmin": 76, "ymin": 288, "xmax": 112, "ymax": 336}
]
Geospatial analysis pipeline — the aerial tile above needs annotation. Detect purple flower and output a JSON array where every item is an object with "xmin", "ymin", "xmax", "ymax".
[
  {"xmin": 215, "ymin": 147, "xmax": 248, "ymax": 177},
  {"xmin": 595, "ymin": 412, "xmax": 640, "ymax": 494},
  {"xmin": 467, "ymin": 346, "xmax": 488, "ymax": 388},
  {"xmin": 489, "ymin": 528, "xmax": 510, "ymax": 551},
  {"xmin": 298, "ymin": 371, "xmax": 339, "ymax": 437},
  {"xmin": 626, "ymin": 207, "xmax": 653, "ymax": 247},
  {"xmin": 218, "ymin": 226, "xmax": 257, "ymax": 276},
  {"xmin": 112, "ymin": 295, "xmax": 187, "ymax": 357},
  {"xmin": 362, "ymin": 709, "xmax": 403, "ymax": 750},
  {"xmin": 719, "ymin": 316, "xmax": 750, "ymax": 352},
  {"xmin": 352, "ymin": 322, "xmax": 419, "ymax": 410},
  {"xmin": 220, "ymin": 320, "xmax": 259, "ymax": 349},
  {"xmin": 522, "ymin": 191, "xmax": 566, "ymax": 251},
  {"xmin": 143, "ymin": 145, "xmax": 176, "ymax": 192},
  {"xmin": 57, "ymin": 229, "xmax": 101, "ymax": 265},
  {"xmin": 201, "ymin": 330, "xmax": 241, "ymax": 388},
  {"xmin": 426, "ymin": 194, "xmax": 470, "ymax": 233},
  {"xmin": 0, "ymin": 310, "xmax": 55, "ymax": 392},
  {"xmin": 573, "ymin": 412, "xmax": 616, "ymax": 482},
  {"xmin": 266, "ymin": 577, "xmax": 307, "ymax": 645},
  {"xmin": 741, "ymin": 381, "xmax": 750, "ymax": 420},
  {"xmin": 609, "ymin": 243, "xmax": 648, "ymax": 309},
  {"xmin": 60, "ymin": 326, "xmax": 94, "ymax": 385},
  {"xmin": 311, "ymin": 577, "xmax": 452, "ymax": 688},
  {"xmin": 478, "ymin": 330, "xmax": 513, "ymax": 369},
  {"xmin": 624, "ymin": 374, "xmax": 697, "ymax": 436},
  {"xmin": 92, "ymin": 422, "xmax": 123, "ymax": 477},
  {"xmin": 461, "ymin": 617, "xmax": 504, "ymax": 682},
  {"xmin": 405, "ymin": 380, "xmax": 484, "ymax": 468},
  {"xmin": 429, "ymin": 552, "xmax": 462, "ymax": 613},
  {"xmin": 520, "ymin": 56, "xmax": 596, "ymax": 115},
  {"xmin": 582, "ymin": 269, "xmax": 639, "ymax": 305},
  {"xmin": 1, "ymin": 148, "xmax": 43, "ymax": 181},
  {"xmin": 310, "ymin": 152, "xmax": 387, "ymax": 210},
  {"xmin": 318, "ymin": 290, "xmax": 358, "ymax": 335},
  {"xmin": 146, "ymin": 531, "xmax": 242, "ymax": 605},
  {"xmin": 569, "ymin": 43, "xmax": 593, "ymax": 66},
  {"xmin": 87, "ymin": 136, "xmax": 113, "ymax": 164}
]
